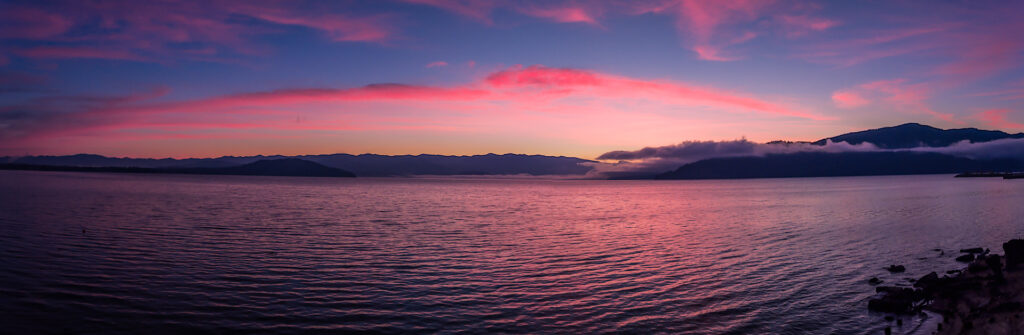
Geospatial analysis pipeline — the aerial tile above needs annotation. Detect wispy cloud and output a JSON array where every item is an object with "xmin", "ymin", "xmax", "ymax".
[
  {"xmin": 1, "ymin": 64, "xmax": 820, "ymax": 154},
  {"xmin": 589, "ymin": 135, "xmax": 1024, "ymax": 178},
  {"xmin": 406, "ymin": 0, "xmax": 837, "ymax": 61},
  {"xmin": 0, "ymin": 1, "xmax": 399, "ymax": 64},
  {"xmin": 975, "ymin": 109, "xmax": 1024, "ymax": 130},
  {"xmin": 831, "ymin": 79, "xmax": 955, "ymax": 123}
]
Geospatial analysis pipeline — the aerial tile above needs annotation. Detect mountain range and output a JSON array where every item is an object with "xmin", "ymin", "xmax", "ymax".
[
  {"xmin": 3, "ymin": 123, "xmax": 1024, "ymax": 179},
  {"xmin": 811, "ymin": 123, "xmax": 1024, "ymax": 148},
  {"xmin": 0, "ymin": 158, "xmax": 356, "ymax": 178},
  {"xmin": 657, "ymin": 123, "xmax": 1024, "ymax": 179},
  {"xmin": 0, "ymin": 153, "xmax": 594, "ymax": 177}
]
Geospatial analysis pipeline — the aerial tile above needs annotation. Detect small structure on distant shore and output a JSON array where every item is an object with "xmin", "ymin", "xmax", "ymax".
[{"xmin": 954, "ymin": 172, "xmax": 1024, "ymax": 179}]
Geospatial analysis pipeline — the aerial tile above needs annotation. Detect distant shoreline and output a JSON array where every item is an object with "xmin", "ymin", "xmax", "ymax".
[{"xmin": 0, "ymin": 158, "xmax": 356, "ymax": 178}]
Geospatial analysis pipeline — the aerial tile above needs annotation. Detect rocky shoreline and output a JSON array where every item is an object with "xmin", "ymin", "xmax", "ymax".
[{"xmin": 868, "ymin": 239, "xmax": 1024, "ymax": 334}]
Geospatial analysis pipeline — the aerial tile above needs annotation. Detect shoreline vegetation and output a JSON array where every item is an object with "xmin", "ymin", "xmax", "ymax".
[{"xmin": 868, "ymin": 239, "xmax": 1024, "ymax": 334}]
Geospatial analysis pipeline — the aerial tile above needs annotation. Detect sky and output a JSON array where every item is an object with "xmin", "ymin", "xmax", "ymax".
[{"xmin": 1, "ymin": 0, "xmax": 1023, "ymax": 159}]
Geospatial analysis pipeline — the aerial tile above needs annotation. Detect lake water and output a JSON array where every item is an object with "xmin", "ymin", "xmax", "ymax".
[{"xmin": 2, "ymin": 171, "xmax": 1023, "ymax": 334}]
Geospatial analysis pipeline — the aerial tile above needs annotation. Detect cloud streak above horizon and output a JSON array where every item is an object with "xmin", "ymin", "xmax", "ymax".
[{"xmin": 0, "ymin": 65, "xmax": 820, "ymax": 157}]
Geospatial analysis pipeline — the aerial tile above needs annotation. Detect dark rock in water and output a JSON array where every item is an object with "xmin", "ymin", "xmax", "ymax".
[
  {"xmin": 869, "ymin": 286, "xmax": 923, "ymax": 313},
  {"xmin": 1004, "ymin": 239, "xmax": 1024, "ymax": 270},
  {"xmin": 869, "ymin": 296, "xmax": 915, "ymax": 314},
  {"xmin": 886, "ymin": 265, "xmax": 906, "ymax": 273},
  {"xmin": 884, "ymin": 316, "xmax": 894, "ymax": 321},
  {"xmin": 914, "ymin": 272, "xmax": 938, "ymax": 288},
  {"xmin": 956, "ymin": 254, "xmax": 975, "ymax": 263},
  {"xmin": 869, "ymin": 277, "xmax": 883, "ymax": 285},
  {"xmin": 960, "ymin": 247, "xmax": 985, "ymax": 254}
]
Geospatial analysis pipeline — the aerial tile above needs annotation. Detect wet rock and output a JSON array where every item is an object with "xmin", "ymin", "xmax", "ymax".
[
  {"xmin": 960, "ymin": 247, "xmax": 985, "ymax": 254},
  {"xmin": 869, "ymin": 296, "xmax": 914, "ymax": 313},
  {"xmin": 886, "ymin": 265, "xmax": 906, "ymax": 273},
  {"xmin": 967, "ymin": 260, "xmax": 988, "ymax": 273},
  {"xmin": 869, "ymin": 286, "xmax": 923, "ymax": 313},
  {"xmin": 869, "ymin": 277, "xmax": 883, "ymax": 285},
  {"xmin": 956, "ymin": 254, "xmax": 975, "ymax": 262},
  {"xmin": 914, "ymin": 272, "xmax": 938, "ymax": 288},
  {"xmin": 1004, "ymin": 239, "xmax": 1024, "ymax": 270}
]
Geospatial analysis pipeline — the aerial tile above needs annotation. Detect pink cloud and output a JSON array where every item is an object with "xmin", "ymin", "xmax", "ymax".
[
  {"xmin": 0, "ymin": 1, "xmax": 397, "ymax": 63},
  {"xmin": 934, "ymin": 25, "xmax": 1024, "ymax": 80},
  {"xmin": 834, "ymin": 78, "xmax": 956, "ymax": 123},
  {"xmin": 831, "ymin": 90, "xmax": 869, "ymax": 109},
  {"xmin": 402, "ymin": 0, "xmax": 498, "ymax": 24},
  {"xmin": 0, "ymin": 6, "xmax": 73, "ymax": 39},
  {"xmin": 516, "ymin": 5, "xmax": 601, "ymax": 25},
  {"xmin": 426, "ymin": 61, "xmax": 449, "ymax": 68},
  {"xmin": 777, "ymin": 15, "xmax": 840, "ymax": 37},
  {"xmin": 485, "ymin": 65, "xmax": 603, "ymax": 87},
  {"xmin": 13, "ymin": 46, "xmax": 149, "ymax": 62},
  {"xmin": 5, "ymin": 64, "xmax": 824, "ymax": 152},
  {"xmin": 408, "ymin": 0, "xmax": 836, "ymax": 61},
  {"xmin": 657, "ymin": 0, "xmax": 834, "ymax": 61},
  {"xmin": 693, "ymin": 45, "xmax": 741, "ymax": 62},
  {"xmin": 794, "ymin": 26, "xmax": 951, "ymax": 67},
  {"xmin": 230, "ymin": 5, "xmax": 396, "ymax": 43},
  {"xmin": 795, "ymin": 7, "xmax": 1024, "ymax": 83},
  {"xmin": 976, "ymin": 109, "xmax": 1024, "ymax": 130}
]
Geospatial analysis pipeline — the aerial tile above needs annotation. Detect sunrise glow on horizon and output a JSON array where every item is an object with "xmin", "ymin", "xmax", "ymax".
[{"xmin": 2, "ymin": 0, "xmax": 1023, "ymax": 159}]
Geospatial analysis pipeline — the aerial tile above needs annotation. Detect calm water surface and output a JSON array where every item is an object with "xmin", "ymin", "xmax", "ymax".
[{"xmin": 2, "ymin": 171, "xmax": 1023, "ymax": 334}]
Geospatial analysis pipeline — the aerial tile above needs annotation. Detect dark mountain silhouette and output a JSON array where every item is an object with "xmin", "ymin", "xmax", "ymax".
[
  {"xmin": 812, "ymin": 123, "xmax": 1024, "ymax": 148},
  {"xmin": 179, "ymin": 158, "xmax": 355, "ymax": 177},
  {"xmin": 655, "ymin": 152, "xmax": 1024, "ymax": 180},
  {"xmin": 11, "ymin": 153, "xmax": 594, "ymax": 176},
  {"xmin": 0, "ymin": 159, "xmax": 356, "ymax": 178},
  {"xmin": 299, "ymin": 153, "xmax": 592, "ymax": 176}
]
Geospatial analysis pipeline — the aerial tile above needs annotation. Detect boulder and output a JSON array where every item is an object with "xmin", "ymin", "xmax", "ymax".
[
  {"xmin": 956, "ymin": 254, "xmax": 975, "ymax": 263},
  {"xmin": 967, "ymin": 261, "xmax": 988, "ymax": 273},
  {"xmin": 960, "ymin": 247, "xmax": 984, "ymax": 254},
  {"xmin": 868, "ymin": 287, "xmax": 922, "ymax": 314},
  {"xmin": 886, "ymin": 265, "xmax": 906, "ymax": 273},
  {"xmin": 869, "ymin": 277, "xmax": 883, "ymax": 285},
  {"xmin": 914, "ymin": 272, "xmax": 938, "ymax": 288},
  {"xmin": 1004, "ymin": 239, "xmax": 1024, "ymax": 270}
]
